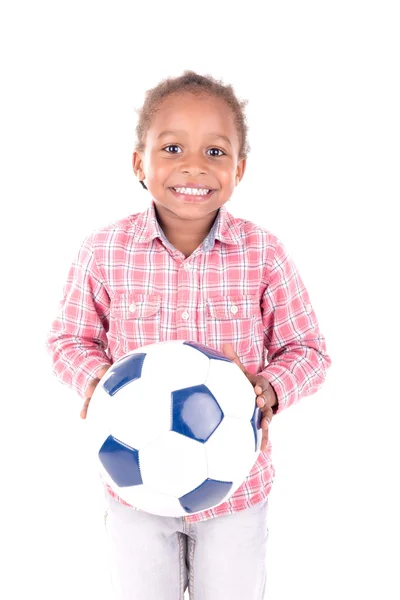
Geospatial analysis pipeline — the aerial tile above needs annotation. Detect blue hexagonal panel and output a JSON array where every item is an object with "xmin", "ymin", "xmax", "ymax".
[
  {"xmin": 179, "ymin": 478, "xmax": 233, "ymax": 513},
  {"xmin": 102, "ymin": 353, "xmax": 146, "ymax": 396},
  {"xmin": 172, "ymin": 384, "xmax": 224, "ymax": 442},
  {"xmin": 184, "ymin": 341, "xmax": 232, "ymax": 363},
  {"xmin": 99, "ymin": 435, "xmax": 142, "ymax": 487},
  {"xmin": 251, "ymin": 405, "xmax": 262, "ymax": 451}
]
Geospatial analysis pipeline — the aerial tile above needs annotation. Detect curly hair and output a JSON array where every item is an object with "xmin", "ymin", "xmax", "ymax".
[{"xmin": 135, "ymin": 70, "xmax": 250, "ymax": 161}]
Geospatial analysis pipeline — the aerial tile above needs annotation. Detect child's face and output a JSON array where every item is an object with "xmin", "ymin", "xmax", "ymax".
[{"xmin": 133, "ymin": 92, "xmax": 246, "ymax": 222}]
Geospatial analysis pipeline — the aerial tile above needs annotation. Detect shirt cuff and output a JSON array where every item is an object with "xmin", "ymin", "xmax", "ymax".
[
  {"xmin": 73, "ymin": 356, "xmax": 111, "ymax": 399},
  {"xmin": 259, "ymin": 364, "xmax": 299, "ymax": 416}
]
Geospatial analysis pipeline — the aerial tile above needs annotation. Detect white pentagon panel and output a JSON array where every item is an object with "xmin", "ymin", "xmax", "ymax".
[
  {"xmin": 139, "ymin": 431, "xmax": 207, "ymax": 497},
  {"xmin": 107, "ymin": 377, "xmax": 172, "ymax": 449},
  {"xmin": 137, "ymin": 340, "xmax": 210, "ymax": 390},
  {"xmin": 87, "ymin": 383, "xmax": 113, "ymax": 456},
  {"xmin": 98, "ymin": 464, "xmax": 187, "ymax": 517},
  {"xmin": 113, "ymin": 484, "xmax": 188, "ymax": 518},
  {"xmin": 206, "ymin": 416, "xmax": 259, "ymax": 486},
  {"xmin": 206, "ymin": 359, "xmax": 256, "ymax": 420}
]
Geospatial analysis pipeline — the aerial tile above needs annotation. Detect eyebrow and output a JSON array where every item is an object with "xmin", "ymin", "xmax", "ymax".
[{"xmin": 157, "ymin": 130, "xmax": 232, "ymax": 147}]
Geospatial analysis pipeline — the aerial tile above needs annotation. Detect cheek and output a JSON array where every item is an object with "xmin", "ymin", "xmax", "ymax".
[
  {"xmin": 146, "ymin": 157, "xmax": 170, "ymax": 182},
  {"xmin": 218, "ymin": 167, "xmax": 236, "ymax": 187}
]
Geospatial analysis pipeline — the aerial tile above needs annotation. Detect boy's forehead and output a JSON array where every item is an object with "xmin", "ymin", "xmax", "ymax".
[{"xmin": 149, "ymin": 92, "xmax": 238, "ymax": 143}]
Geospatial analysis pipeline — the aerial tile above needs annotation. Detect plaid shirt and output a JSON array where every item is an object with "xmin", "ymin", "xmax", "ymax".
[{"xmin": 47, "ymin": 199, "xmax": 331, "ymax": 522}]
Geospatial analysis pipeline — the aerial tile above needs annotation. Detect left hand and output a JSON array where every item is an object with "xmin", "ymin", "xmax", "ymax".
[{"xmin": 222, "ymin": 343, "xmax": 278, "ymax": 452}]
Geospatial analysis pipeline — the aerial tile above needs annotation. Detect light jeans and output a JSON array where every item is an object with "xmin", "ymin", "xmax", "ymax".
[{"xmin": 103, "ymin": 490, "xmax": 269, "ymax": 600}]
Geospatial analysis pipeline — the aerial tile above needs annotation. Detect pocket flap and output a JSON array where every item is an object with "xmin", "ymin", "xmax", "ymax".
[
  {"xmin": 111, "ymin": 293, "xmax": 161, "ymax": 318},
  {"xmin": 206, "ymin": 295, "xmax": 258, "ymax": 320}
]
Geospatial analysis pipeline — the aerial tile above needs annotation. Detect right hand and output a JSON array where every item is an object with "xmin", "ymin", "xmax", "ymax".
[{"xmin": 80, "ymin": 365, "xmax": 110, "ymax": 419}]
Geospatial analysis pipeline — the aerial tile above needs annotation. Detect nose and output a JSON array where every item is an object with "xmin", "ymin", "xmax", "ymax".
[{"xmin": 180, "ymin": 150, "xmax": 207, "ymax": 176}]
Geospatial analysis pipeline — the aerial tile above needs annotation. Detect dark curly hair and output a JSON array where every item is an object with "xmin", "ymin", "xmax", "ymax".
[{"xmin": 135, "ymin": 70, "xmax": 250, "ymax": 161}]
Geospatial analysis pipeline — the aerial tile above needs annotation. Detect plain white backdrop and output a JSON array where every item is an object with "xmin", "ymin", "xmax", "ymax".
[{"xmin": 1, "ymin": 1, "xmax": 399, "ymax": 599}]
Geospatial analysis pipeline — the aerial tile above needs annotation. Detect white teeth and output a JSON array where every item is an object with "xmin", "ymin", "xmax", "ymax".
[{"xmin": 173, "ymin": 187, "xmax": 210, "ymax": 196}]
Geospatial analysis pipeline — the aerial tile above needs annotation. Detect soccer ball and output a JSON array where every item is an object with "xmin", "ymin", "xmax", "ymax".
[{"xmin": 89, "ymin": 340, "xmax": 262, "ymax": 517}]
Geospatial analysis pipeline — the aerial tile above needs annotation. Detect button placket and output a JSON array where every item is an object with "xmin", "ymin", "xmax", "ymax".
[{"xmin": 176, "ymin": 255, "xmax": 197, "ymax": 333}]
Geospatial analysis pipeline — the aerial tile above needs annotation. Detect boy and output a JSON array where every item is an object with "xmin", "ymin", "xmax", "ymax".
[{"xmin": 47, "ymin": 70, "xmax": 331, "ymax": 599}]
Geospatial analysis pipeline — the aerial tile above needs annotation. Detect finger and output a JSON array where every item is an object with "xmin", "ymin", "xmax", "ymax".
[
  {"xmin": 259, "ymin": 405, "xmax": 274, "ymax": 424},
  {"xmin": 254, "ymin": 379, "xmax": 273, "ymax": 400},
  {"xmin": 221, "ymin": 343, "xmax": 249, "ymax": 376},
  {"xmin": 254, "ymin": 384, "xmax": 264, "ymax": 395},
  {"xmin": 84, "ymin": 376, "xmax": 101, "ymax": 397},
  {"xmin": 84, "ymin": 366, "xmax": 109, "ymax": 397},
  {"xmin": 260, "ymin": 417, "xmax": 270, "ymax": 451},
  {"xmin": 96, "ymin": 365, "xmax": 110, "ymax": 379},
  {"xmin": 256, "ymin": 393, "xmax": 274, "ymax": 412},
  {"xmin": 81, "ymin": 369, "xmax": 109, "ymax": 419},
  {"xmin": 256, "ymin": 395, "xmax": 265, "ymax": 408},
  {"xmin": 255, "ymin": 385, "xmax": 276, "ymax": 410},
  {"xmin": 261, "ymin": 431, "xmax": 269, "ymax": 452},
  {"xmin": 260, "ymin": 415, "xmax": 271, "ymax": 430},
  {"xmin": 80, "ymin": 397, "xmax": 91, "ymax": 419},
  {"xmin": 261, "ymin": 429, "xmax": 268, "ymax": 451}
]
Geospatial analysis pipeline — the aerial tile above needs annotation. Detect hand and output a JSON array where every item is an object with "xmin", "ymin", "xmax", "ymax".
[
  {"xmin": 80, "ymin": 365, "xmax": 110, "ymax": 419},
  {"xmin": 222, "ymin": 343, "xmax": 277, "ymax": 452}
]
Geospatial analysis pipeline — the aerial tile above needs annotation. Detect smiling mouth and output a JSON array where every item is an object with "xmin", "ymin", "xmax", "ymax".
[
  {"xmin": 171, "ymin": 186, "xmax": 213, "ymax": 196},
  {"xmin": 169, "ymin": 187, "xmax": 216, "ymax": 201}
]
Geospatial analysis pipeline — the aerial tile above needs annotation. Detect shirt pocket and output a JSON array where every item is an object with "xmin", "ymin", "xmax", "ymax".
[
  {"xmin": 110, "ymin": 292, "xmax": 161, "ymax": 352},
  {"xmin": 206, "ymin": 294, "xmax": 259, "ymax": 357}
]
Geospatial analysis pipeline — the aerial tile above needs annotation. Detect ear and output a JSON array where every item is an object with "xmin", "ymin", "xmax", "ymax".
[
  {"xmin": 235, "ymin": 158, "xmax": 246, "ymax": 186},
  {"xmin": 132, "ymin": 151, "xmax": 146, "ymax": 181}
]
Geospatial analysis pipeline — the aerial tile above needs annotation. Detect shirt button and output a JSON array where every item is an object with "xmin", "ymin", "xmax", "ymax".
[
  {"xmin": 183, "ymin": 262, "xmax": 191, "ymax": 271},
  {"xmin": 182, "ymin": 311, "xmax": 189, "ymax": 320},
  {"xmin": 129, "ymin": 303, "xmax": 136, "ymax": 312},
  {"xmin": 230, "ymin": 305, "xmax": 238, "ymax": 314}
]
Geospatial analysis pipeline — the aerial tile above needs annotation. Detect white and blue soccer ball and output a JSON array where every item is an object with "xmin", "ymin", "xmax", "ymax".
[{"xmin": 89, "ymin": 340, "xmax": 262, "ymax": 517}]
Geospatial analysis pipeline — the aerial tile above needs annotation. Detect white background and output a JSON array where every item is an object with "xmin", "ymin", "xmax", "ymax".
[{"xmin": 1, "ymin": 1, "xmax": 399, "ymax": 598}]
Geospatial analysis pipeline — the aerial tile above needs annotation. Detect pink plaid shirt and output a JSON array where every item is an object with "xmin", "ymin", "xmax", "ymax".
[{"xmin": 47, "ymin": 199, "xmax": 331, "ymax": 522}]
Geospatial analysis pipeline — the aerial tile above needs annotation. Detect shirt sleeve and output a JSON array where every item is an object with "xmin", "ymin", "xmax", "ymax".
[
  {"xmin": 259, "ymin": 238, "xmax": 331, "ymax": 415},
  {"xmin": 46, "ymin": 234, "xmax": 112, "ymax": 399}
]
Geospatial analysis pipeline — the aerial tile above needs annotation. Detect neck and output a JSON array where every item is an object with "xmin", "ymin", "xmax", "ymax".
[{"xmin": 154, "ymin": 203, "xmax": 218, "ymax": 256}]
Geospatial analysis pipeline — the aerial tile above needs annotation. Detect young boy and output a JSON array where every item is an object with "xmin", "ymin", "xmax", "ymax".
[{"xmin": 47, "ymin": 70, "xmax": 331, "ymax": 599}]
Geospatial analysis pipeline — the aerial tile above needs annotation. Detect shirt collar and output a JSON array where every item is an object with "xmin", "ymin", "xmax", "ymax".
[{"xmin": 133, "ymin": 199, "xmax": 243, "ymax": 251}]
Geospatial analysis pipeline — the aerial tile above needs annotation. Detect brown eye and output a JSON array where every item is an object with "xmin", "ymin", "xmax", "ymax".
[
  {"xmin": 207, "ymin": 148, "xmax": 225, "ymax": 157},
  {"xmin": 164, "ymin": 145, "xmax": 182, "ymax": 153}
]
